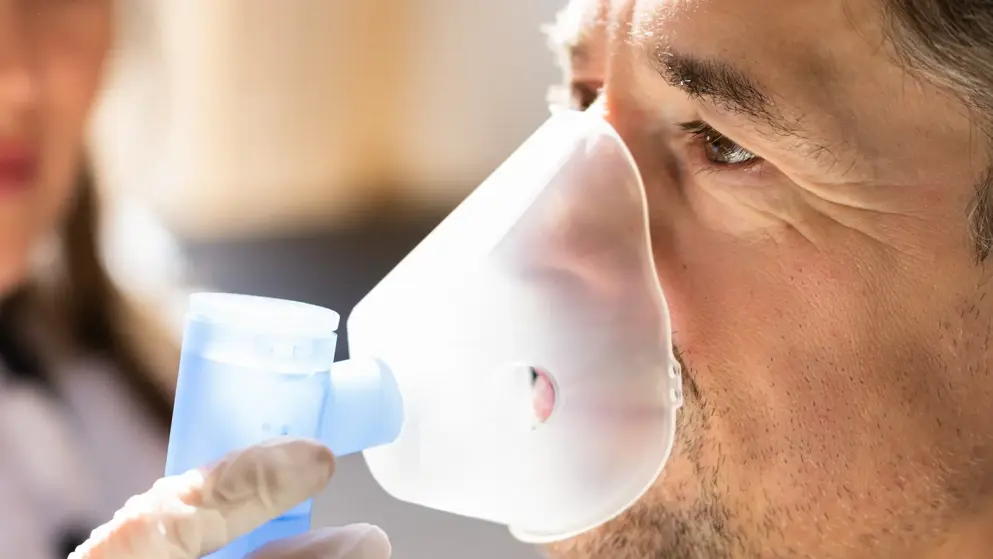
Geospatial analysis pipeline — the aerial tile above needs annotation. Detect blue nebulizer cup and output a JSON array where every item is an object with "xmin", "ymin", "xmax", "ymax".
[{"xmin": 164, "ymin": 293, "xmax": 403, "ymax": 559}]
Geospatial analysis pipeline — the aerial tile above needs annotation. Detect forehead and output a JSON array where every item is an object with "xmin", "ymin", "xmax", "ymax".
[
  {"xmin": 631, "ymin": 0, "xmax": 881, "ymax": 48},
  {"xmin": 561, "ymin": 0, "xmax": 882, "ymax": 47},
  {"xmin": 630, "ymin": 0, "xmax": 887, "ymax": 101},
  {"xmin": 561, "ymin": 0, "xmax": 893, "ymax": 120}
]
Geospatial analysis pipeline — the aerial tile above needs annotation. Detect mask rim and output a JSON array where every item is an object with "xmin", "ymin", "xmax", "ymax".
[{"xmin": 506, "ymin": 107, "xmax": 684, "ymax": 544}]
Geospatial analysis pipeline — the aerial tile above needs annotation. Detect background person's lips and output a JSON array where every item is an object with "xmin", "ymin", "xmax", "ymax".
[{"xmin": 0, "ymin": 144, "xmax": 37, "ymax": 194}]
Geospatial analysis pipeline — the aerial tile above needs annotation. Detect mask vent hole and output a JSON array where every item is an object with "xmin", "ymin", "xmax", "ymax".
[{"xmin": 530, "ymin": 366, "xmax": 557, "ymax": 427}]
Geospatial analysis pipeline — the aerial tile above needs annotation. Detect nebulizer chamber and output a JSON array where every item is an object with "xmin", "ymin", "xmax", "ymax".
[
  {"xmin": 164, "ymin": 106, "xmax": 682, "ymax": 554},
  {"xmin": 165, "ymin": 295, "xmax": 404, "ymax": 559}
]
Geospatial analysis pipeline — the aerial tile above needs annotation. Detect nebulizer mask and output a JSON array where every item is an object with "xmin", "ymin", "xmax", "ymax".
[{"xmin": 164, "ymin": 105, "xmax": 683, "ymax": 556}]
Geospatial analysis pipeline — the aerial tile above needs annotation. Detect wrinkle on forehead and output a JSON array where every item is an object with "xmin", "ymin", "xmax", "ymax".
[{"xmin": 629, "ymin": 0, "xmax": 848, "ymax": 118}]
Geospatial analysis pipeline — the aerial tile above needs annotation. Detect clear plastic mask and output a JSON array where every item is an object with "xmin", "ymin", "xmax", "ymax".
[{"xmin": 347, "ymin": 106, "xmax": 683, "ymax": 542}]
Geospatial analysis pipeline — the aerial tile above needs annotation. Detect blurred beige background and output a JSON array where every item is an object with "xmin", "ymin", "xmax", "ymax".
[
  {"xmin": 89, "ymin": 0, "xmax": 562, "ymax": 239},
  {"xmin": 87, "ymin": 1, "xmax": 567, "ymax": 557}
]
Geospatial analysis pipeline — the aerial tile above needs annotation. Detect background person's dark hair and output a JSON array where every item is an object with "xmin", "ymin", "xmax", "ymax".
[
  {"xmin": 58, "ymin": 168, "xmax": 176, "ymax": 426},
  {"xmin": 885, "ymin": 0, "xmax": 993, "ymax": 261},
  {"xmin": 18, "ymin": 167, "xmax": 178, "ymax": 430}
]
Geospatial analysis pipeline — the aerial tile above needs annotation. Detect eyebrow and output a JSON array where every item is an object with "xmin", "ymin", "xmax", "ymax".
[{"xmin": 652, "ymin": 50, "xmax": 793, "ymax": 134}]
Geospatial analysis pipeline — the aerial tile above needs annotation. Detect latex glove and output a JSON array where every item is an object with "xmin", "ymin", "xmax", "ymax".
[{"xmin": 68, "ymin": 438, "xmax": 391, "ymax": 559}]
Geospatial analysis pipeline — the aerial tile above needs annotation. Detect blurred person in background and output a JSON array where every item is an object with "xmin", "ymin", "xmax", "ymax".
[
  {"xmin": 0, "ymin": 0, "xmax": 178, "ymax": 556},
  {"xmin": 0, "ymin": 2, "xmax": 388, "ymax": 559}
]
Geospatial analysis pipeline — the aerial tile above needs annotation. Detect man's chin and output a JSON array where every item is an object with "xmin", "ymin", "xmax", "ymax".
[
  {"xmin": 541, "ymin": 484, "xmax": 736, "ymax": 559},
  {"xmin": 541, "ymin": 382, "xmax": 731, "ymax": 558},
  {"xmin": 541, "ymin": 498, "xmax": 719, "ymax": 559}
]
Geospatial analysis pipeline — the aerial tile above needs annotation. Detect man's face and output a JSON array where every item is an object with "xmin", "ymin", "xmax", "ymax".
[{"xmin": 543, "ymin": 0, "xmax": 993, "ymax": 557}]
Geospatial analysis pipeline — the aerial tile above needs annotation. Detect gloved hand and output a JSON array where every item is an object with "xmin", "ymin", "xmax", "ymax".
[{"xmin": 68, "ymin": 438, "xmax": 391, "ymax": 559}]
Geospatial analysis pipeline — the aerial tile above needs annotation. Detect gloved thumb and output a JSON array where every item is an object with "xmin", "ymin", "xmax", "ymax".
[
  {"xmin": 249, "ymin": 523, "xmax": 391, "ymax": 559},
  {"xmin": 68, "ymin": 438, "xmax": 335, "ymax": 559}
]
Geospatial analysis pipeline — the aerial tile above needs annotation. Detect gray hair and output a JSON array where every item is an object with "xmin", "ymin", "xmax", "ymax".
[{"xmin": 885, "ymin": 0, "xmax": 993, "ymax": 261}]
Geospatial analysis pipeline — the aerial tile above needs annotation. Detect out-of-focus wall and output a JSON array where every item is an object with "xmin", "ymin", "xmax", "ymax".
[
  {"xmin": 89, "ymin": 0, "xmax": 563, "ymax": 239},
  {"xmin": 387, "ymin": 0, "xmax": 563, "ymax": 204}
]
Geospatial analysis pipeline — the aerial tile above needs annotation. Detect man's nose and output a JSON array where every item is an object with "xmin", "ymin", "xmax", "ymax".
[
  {"xmin": 596, "ymin": 96, "xmax": 688, "ymax": 300},
  {"xmin": 505, "ymin": 103, "xmax": 663, "ymax": 304},
  {"xmin": 0, "ymin": 8, "xmax": 37, "ymax": 121}
]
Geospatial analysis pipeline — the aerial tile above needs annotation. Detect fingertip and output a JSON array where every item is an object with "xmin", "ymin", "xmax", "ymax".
[
  {"xmin": 249, "ymin": 523, "xmax": 392, "ymax": 559},
  {"xmin": 305, "ymin": 523, "xmax": 392, "ymax": 559},
  {"xmin": 346, "ymin": 523, "xmax": 392, "ymax": 557},
  {"xmin": 197, "ymin": 438, "xmax": 338, "ymax": 549},
  {"xmin": 260, "ymin": 437, "xmax": 336, "ymax": 479}
]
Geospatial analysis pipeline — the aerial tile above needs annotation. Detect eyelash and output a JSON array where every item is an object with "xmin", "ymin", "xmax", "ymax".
[
  {"xmin": 679, "ymin": 121, "xmax": 761, "ymax": 171},
  {"xmin": 560, "ymin": 83, "xmax": 762, "ymax": 176}
]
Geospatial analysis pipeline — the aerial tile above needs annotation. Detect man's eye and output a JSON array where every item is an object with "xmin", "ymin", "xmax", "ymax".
[{"xmin": 680, "ymin": 121, "xmax": 758, "ymax": 166}]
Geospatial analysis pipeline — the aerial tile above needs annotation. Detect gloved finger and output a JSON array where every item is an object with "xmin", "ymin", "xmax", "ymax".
[
  {"xmin": 249, "ymin": 524, "xmax": 392, "ymax": 559},
  {"xmin": 69, "ymin": 437, "xmax": 335, "ymax": 559}
]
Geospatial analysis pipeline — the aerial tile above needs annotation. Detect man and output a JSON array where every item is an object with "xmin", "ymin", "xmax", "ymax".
[
  {"xmin": 541, "ymin": 0, "xmax": 993, "ymax": 557},
  {"xmin": 74, "ymin": 0, "xmax": 993, "ymax": 558}
]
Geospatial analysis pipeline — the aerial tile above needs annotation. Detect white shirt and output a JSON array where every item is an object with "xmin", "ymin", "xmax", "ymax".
[{"xmin": 0, "ymin": 358, "xmax": 167, "ymax": 559}]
